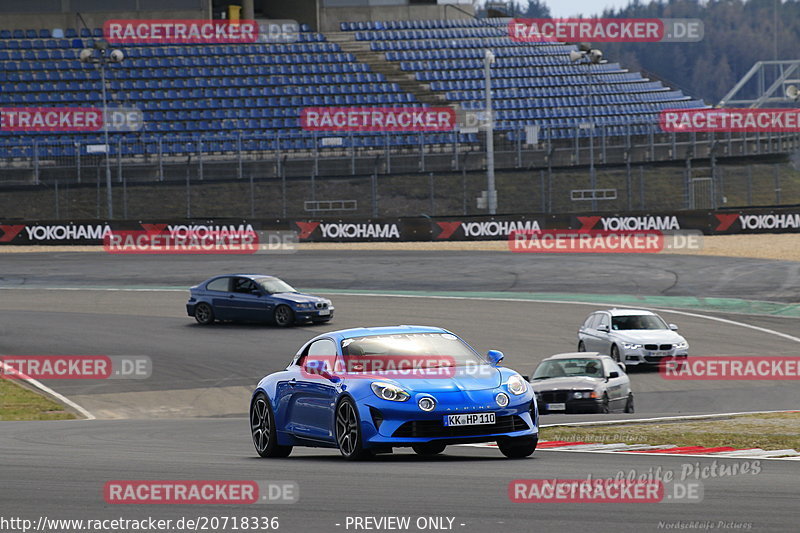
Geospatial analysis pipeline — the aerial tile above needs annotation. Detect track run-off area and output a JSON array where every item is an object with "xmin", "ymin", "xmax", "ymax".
[{"xmin": 1, "ymin": 250, "xmax": 799, "ymax": 532}]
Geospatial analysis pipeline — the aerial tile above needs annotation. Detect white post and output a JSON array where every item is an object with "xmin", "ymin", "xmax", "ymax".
[{"xmin": 484, "ymin": 49, "xmax": 496, "ymax": 215}]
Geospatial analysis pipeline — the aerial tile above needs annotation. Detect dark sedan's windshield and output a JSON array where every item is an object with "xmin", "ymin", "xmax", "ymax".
[
  {"xmin": 341, "ymin": 332, "xmax": 484, "ymax": 368},
  {"xmin": 612, "ymin": 315, "xmax": 667, "ymax": 330},
  {"xmin": 256, "ymin": 278, "xmax": 296, "ymax": 294},
  {"xmin": 533, "ymin": 358, "xmax": 604, "ymax": 380}
]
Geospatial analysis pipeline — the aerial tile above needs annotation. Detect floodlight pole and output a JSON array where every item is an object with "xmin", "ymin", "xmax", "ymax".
[
  {"xmin": 99, "ymin": 55, "xmax": 113, "ymax": 219},
  {"xmin": 81, "ymin": 41, "xmax": 123, "ymax": 220},
  {"xmin": 571, "ymin": 46, "xmax": 604, "ymax": 211},
  {"xmin": 589, "ymin": 68, "xmax": 597, "ymax": 211},
  {"xmin": 484, "ymin": 49, "xmax": 497, "ymax": 215}
]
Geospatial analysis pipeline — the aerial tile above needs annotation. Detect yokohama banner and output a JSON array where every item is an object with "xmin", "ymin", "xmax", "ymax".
[{"xmin": 1, "ymin": 207, "xmax": 799, "ymax": 245}]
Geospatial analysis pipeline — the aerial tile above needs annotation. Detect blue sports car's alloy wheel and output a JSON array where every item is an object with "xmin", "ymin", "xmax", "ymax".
[
  {"xmin": 194, "ymin": 303, "xmax": 214, "ymax": 325},
  {"xmin": 251, "ymin": 398, "xmax": 271, "ymax": 453},
  {"xmin": 336, "ymin": 399, "xmax": 370, "ymax": 460},
  {"xmin": 497, "ymin": 435, "xmax": 538, "ymax": 459},
  {"xmin": 273, "ymin": 305, "xmax": 293, "ymax": 327},
  {"xmin": 412, "ymin": 442, "xmax": 446, "ymax": 456},
  {"xmin": 250, "ymin": 394, "xmax": 292, "ymax": 458}
]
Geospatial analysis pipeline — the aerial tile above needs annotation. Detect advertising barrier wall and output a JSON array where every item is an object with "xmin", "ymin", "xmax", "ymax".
[{"xmin": 2, "ymin": 207, "xmax": 800, "ymax": 245}]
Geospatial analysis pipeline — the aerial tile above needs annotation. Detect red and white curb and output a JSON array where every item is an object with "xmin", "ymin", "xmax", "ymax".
[
  {"xmin": 462, "ymin": 441, "xmax": 800, "ymax": 460},
  {"xmin": 460, "ymin": 410, "xmax": 800, "ymax": 460}
]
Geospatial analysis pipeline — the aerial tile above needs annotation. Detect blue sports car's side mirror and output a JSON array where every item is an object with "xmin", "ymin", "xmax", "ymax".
[
  {"xmin": 486, "ymin": 350, "xmax": 504, "ymax": 366},
  {"xmin": 305, "ymin": 360, "xmax": 341, "ymax": 383}
]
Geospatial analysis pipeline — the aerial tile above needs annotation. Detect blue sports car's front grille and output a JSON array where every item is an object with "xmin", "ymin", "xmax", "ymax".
[{"xmin": 391, "ymin": 415, "xmax": 528, "ymax": 439}]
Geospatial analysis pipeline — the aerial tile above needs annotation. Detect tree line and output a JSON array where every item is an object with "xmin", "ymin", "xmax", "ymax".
[{"xmin": 502, "ymin": 0, "xmax": 800, "ymax": 104}]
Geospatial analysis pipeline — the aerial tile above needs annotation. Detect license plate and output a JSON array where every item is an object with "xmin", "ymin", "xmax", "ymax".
[
  {"xmin": 546, "ymin": 403, "xmax": 566, "ymax": 411},
  {"xmin": 443, "ymin": 412, "xmax": 495, "ymax": 427},
  {"xmin": 318, "ymin": 309, "xmax": 330, "ymax": 316},
  {"xmin": 648, "ymin": 351, "xmax": 668, "ymax": 357}
]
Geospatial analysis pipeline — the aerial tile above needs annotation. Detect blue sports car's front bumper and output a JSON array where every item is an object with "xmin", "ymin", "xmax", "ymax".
[{"xmin": 354, "ymin": 389, "xmax": 538, "ymax": 448}]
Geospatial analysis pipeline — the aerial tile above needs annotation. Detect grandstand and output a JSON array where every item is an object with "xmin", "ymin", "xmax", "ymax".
[
  {"xmin": 0, "ymin": 16, "xmax": 708, "ymax": 157},
  {"xmin": 0, "ymin": 4, "xmax": 798, "ymax": 218}
]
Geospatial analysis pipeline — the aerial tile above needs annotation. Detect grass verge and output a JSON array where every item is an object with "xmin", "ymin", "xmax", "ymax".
[
  {"xmin": 0, "ymin": 379, "xmax": 76, "ymax": 420},
  {"xmin": 540, "ymin": 412, "xmax": 800, "ymax": 451}
]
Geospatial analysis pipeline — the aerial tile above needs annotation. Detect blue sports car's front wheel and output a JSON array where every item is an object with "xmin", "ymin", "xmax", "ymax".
[
  {"xmin": 251, "ymin": 393, "xmax": 292, "ymax": 458},
  {"xmin": 497, "ymin": 436, "xmax": 537, "ymax": 459},
  {"xmin": 335, "ymin": 398, "xmax": 372, "ymax": 461},
  {"xmin": 412, "ymin": 442, "xmax": 446, "ymax": 456}
]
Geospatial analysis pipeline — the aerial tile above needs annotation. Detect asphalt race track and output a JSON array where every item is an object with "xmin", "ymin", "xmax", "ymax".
[
  {"xmin": 1, "ymin": 251, "xmax": 799, "ymax": 532},
  {"xmin": 1, "ymin": 250, "xmax": 800, "ymax": 301}
]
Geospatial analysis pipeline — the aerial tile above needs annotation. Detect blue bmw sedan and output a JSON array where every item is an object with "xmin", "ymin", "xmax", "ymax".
[
  {"xmin": 186, "ymin": 274, "xmax": 333, "ymax": 327},
  {"xmin": 250, "ymin": 326, "xmax": 538, "ymax": 460}
]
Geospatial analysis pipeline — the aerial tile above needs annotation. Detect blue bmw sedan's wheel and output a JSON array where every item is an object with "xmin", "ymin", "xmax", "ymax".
[
  {"xmin": 194, "ymin": 302, "xmax": 214, "ymax": 325},
  {"xmin": 336, "ymin": 398, "xmax": 371, "ymax": 460},
  {"xmin": 251, "ymin": 393, "xmax": 292, "ymax": 458},
  {"xmin": 273, "ymin": 305, "xmax": 294, "ymax": 327}
]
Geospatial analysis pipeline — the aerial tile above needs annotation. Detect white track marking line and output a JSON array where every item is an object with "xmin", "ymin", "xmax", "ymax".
[
  {"xmin": 2, "ymin": 287, "xmax": 799, "ymax": 424},
  {"xmin": 7, "ymin": 286, "xmax": 797, "ymax": 343},
  {"xmin": 0, "ymin": 361, "xmax": 95, "ymax": 420},
  {"xmin": 313, "ymin": 291, "xmax": 800, "ymax": 344},
  {"xmin": 539, "ymin": 409, "xmax": 800, "ymax": 427}
]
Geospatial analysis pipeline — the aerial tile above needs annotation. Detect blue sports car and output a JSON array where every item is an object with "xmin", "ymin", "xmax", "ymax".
[
  {"xmin": 186, "ymin": 274, "xmax": 333, "ymax": 327},
  {"xmin": 249, "ymin": 325, "xmax": 539, "ymax": 460}
]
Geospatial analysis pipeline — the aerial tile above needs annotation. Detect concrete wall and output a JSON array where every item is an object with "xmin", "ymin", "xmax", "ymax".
[
  {"xmin": 258, "ymin": 0, "xmax": 319, "ymax": 31},
  {"xmin": 319, "ymin": 3, "xmax": 474, "ymax": 32},
  {"xmin": 0, "ymin": 0, "xmax": 208, "ymax": 31}
]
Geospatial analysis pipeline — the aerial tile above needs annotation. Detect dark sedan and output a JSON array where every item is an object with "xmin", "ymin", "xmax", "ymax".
[
  {"xmin": 186, "ymin": 274, "xmax": 334, "ymax": 327},
  {"xmin": 530, "ymin": 353, "xmax": 634, "ymax": 414}
]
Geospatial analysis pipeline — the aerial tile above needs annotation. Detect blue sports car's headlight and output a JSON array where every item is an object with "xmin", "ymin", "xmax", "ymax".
[
  {"xmin": 506, "ymin": 374, "xmax": 528, "ymax": 395},
  {"xmin": 370, "ymin": 381, "xmax": 410, "ymax": 402},
  {"xmin": 296, "ymin": 303, "xmax": 312, "ymax": 309}
]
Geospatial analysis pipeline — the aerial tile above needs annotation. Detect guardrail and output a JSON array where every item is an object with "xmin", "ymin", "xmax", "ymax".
[{"xmin": 3, "ymin": 206, "xmax": 799, "ymax": 245}]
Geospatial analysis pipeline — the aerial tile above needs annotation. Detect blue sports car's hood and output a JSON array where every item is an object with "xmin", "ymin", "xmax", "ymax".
[
  {"xmin": 271, "ymin": 292, "xmax": 325, "ymax": 304},
  {"xmin": 385, "ymin": 366, "xmax": 503, "ymax": 392}
]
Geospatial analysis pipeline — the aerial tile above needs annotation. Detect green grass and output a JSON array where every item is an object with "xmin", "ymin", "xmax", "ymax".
[
  {"xmin": 0, "ymin": 379, "xmax": 76, "ymax": 420},
  {"xmin": 541, "ymin": 412, "xmax": 800, "ymax": 451}
]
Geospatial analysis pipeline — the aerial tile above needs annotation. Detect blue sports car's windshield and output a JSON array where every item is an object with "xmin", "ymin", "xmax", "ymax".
[
  {"xmin": 533, "ymin": 358, "xmax": 604, "ymax": 380},
  {"xmin": 341, "ymin": 332, "xmax": 485, "ymax": 368},
  {"xmin": 256, "ymin": 278, "xmax": 296, "ymax": 294}
]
